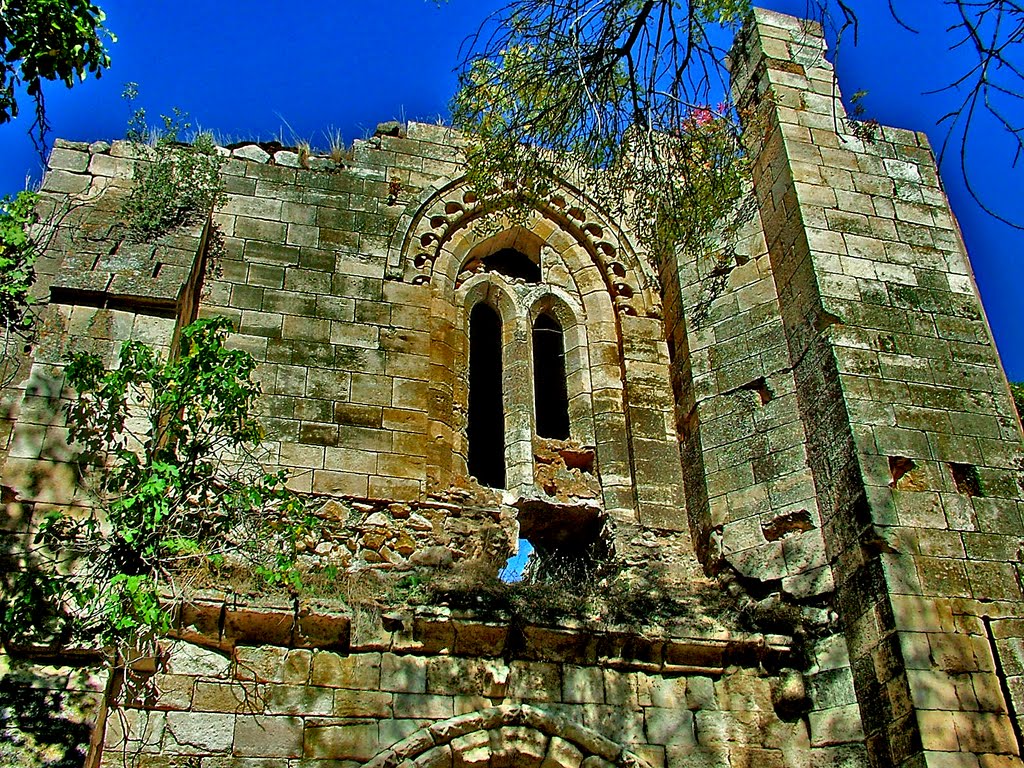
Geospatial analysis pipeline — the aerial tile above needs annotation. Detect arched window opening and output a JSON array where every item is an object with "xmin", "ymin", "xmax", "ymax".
[
  {"xmin": 468, "ymin": 303, "xmax": 506, "ymax": 488},
  {"xmin": 533, "ymin": 313, "xmax": 570, "ymax": 440},
  {"xmin": 458, "ymin": 228, "xmax": 544, "ymax": 287}
]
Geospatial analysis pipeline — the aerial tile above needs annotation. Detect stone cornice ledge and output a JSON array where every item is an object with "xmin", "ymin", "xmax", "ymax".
[{"xmin": 169, "ymin": 599, "xmax": 792, "ymax": 675}]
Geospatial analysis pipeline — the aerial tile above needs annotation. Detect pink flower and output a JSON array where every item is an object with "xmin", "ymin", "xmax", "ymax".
[{"xmin": 692, "ymin": 107, "xmax": 714, "ymax": 126}]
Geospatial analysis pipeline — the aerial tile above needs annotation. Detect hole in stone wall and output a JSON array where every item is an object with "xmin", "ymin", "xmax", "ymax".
[
  {"xmin": 500, "ymin": 539, "xmax": 534, "ymax": 583},
  {"xmin": 949, "ymin": 462, "xmax": 983, "ymax": 497},
  {"xmin": 484, "ymin": 248, "xmax": 541, "ymax": 282},
  {"xmin": 533, "ymin": 313, "xmax": 570, "ymax": 440},
  {"xmin": 888, "ymin": 456, "xmax": 926, "ymax": 490},
  {"xmin": 516, "ymin": 502, "xmax": 608, "ymax": 587},
  {"xmin": 459, "ymin": 245, "xmax": 542, "ymax": 287},
  {"xmin": 741, "ymin": 376, "xmax": 774, "ymax": 405},
  {"xmin": 468, "ymin": 303, "xmax": 506, "ymax": 489},
  {"xmin": 533, "ymin": 439, "xmax": 599, "ymax": 500},
  {"xmin": 761, "ymin": 509, "xmax": 814, "ymax": 542}
]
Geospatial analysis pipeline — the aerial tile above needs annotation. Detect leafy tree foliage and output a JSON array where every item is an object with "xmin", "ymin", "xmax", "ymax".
[
  {"xmin": 0, "ymin": 317, "xmax": 309, "ymax": 652},
  {"xmin": 454, "ymin": 0, "xmax": 1024, "ymax": 246},
  {"xmin": 0, "ymin": 189, "xmax": 37, "ymax": 330},
  {"xmin": 0, "ymin": 0, "xmax": 113, "ymax": 152},
  {"xmin": 120, "ymin": 97, "xmax": 225, "ymax": 242},
  {"xmin": 453, "ymin": 0, "xmax": 752, "ymax": 256}
]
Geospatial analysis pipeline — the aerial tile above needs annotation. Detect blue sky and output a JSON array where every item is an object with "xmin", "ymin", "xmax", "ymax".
[{"xmin": 1, "ymin": 0, "xmax": 1021, "ymax": 380}]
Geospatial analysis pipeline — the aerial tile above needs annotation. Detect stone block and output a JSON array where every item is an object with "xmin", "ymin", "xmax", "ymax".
[
  {"xmin": 508, "ymin": 662, "xmax": 562, "ymax": 702},
  {"xmin": 808, "ymin": 667, "xmax": 858, "ymax": 710},
  {"xmin": 311, "ymin": 651, "xmax": 381, "ymax": 690},
  {"xmin": 715, "ymin": 671, "xmax": 773, "ymax": 711},
  {"xmin": 807, "ymin": 705, "xmax": 865, "ymax": 747},
  {"xmin": 427, "ymin": 656, "xmax": 509, "ymax": 698},
  {"xmin": 48, "ymin": 146, "xmax": 90, "ymax": 173},
  {"xmin": 382, "ymin": 653, "xmax": 427, "ymax": 693},
  {"xmin": 665, "ymin": 744, "xmax": 730, "ymax": 768},
  {"xmin": 602, "ymin": 669, "xmax": 638, "ymax": 707},
  {"xmin": 686, "ymin": 677, "xmax": 717, "ymax": 710},
  {"xmin": 415, "ymin": 744, "xmax": 455, "ymax": 768},
  {"xmin": 304, "ymin": 721, "xmax": 380, "ymax": 761},
  {"xmin": 164, "ymin": 711, "xmax": 236, "ymax": 754},
  {"xmin": 489, "ymin": 726, "xmax": 547, "ymax": 766},
  {"xmin": 583, "ymin": 704, "xmax": 645, "ymax": 745},
  {"xmin": 103, "ymin": 708, "xmax": 165, "ymax": 752},
  {"xmin": 639, "ymin": 675, "xmax": 686, "ymax": 709},
  {"xmin": 647, "ymin": 708, "xmax": 696, "ymax": 747},
  {"xmin": 393, "ymin": 692, "xmax": 455, "ymax": 719},
  {"xmin": 234, "ymin": 647, "xmax": 311, "ymax": 685},
  {"xmin": 333, "ymin": 689, "xmax": 393, "ymax": 718},
  {"xmin": 542, "ymin": 736, "xmax": 585, "ymax": 768},
  {"xmin": 562, "ymin": 665, "xmax": 605, "ymax": 704},
  {"xmin": 264, "ymin": 684, "xmax": 334, "ymax": 715},
  {"xmin": 452, "ymin": 729, "xmax": 491, "ymax": 768},
  {"xmin": 163, "ymin": 641, "xmax": 232, "ymax": 678},
  {"xmin": 192, "ymin": 681, "xmax": 259, "ymax": 713},
  {"xmin": 149, "ymin": 674, "xmax": 195, "ymax": 710},
  {"xmin": 233, "ymin": 715, "xmax": 304, "ymax": 757},
  {"xmin": 953, "ymin": 711, "xmax": 1018, "ymax": 754}
]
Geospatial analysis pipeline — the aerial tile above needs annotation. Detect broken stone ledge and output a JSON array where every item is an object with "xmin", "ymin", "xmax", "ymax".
[{"xmin": 170, "ymin": 599, "xmax": 791, "ymax": 675}]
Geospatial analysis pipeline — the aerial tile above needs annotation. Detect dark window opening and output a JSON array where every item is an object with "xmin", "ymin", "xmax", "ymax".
[
  {"xmin": 949, "ymin": 462, "xmax": 983, "ymax": 497},
  {"xmin": 483, "ymin": 248, "xmax": 541, "ymax": 282},
  {"xmin": 468, "ymin": 303, "xmax": 506, "ymax": 488},
  {"xmin": 533, "ymin": 313, "xmax": 570, "ymax": 440}
]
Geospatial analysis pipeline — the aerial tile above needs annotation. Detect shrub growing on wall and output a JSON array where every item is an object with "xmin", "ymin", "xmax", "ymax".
[{"xmin": 0, "ymin": 317, "xmax": 311, "ymax": 652}]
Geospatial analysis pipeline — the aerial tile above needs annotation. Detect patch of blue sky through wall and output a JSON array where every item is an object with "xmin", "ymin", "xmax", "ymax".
[{"xmin": 501, "ymin": 539, "xmax": 534, "ymax": 583}]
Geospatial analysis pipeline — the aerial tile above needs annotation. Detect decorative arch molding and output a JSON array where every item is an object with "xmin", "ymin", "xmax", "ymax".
[
  {"xmin": 411, "ymin": 177, "xmax": 689, "ymax": 536},
  {"xmin": 387, "ymin": 175, "xmax": 661, "ymax": 320},
  {"xmin": 461, "ymin": 274, "xmax": 519, "ymax": 327},
  {"xmin": 361, "ymin": 704, "xmax": 656, "ymax": 768}
]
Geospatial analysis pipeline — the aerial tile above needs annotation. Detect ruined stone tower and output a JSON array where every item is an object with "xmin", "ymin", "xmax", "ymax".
[{"xmin": 3, "ymin": 8, "xmax": 1024, "ymax": 768}]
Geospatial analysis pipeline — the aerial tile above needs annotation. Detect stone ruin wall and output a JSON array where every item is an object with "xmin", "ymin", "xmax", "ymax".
[{"xmin": 2, "ymin": 7, "xmax": 1024, "ymax": 768}]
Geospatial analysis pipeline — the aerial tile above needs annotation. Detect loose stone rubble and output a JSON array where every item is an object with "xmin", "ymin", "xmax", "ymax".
[{"xmin": 2, "ymin": 8, "xmax": 1024, "ymax": 768}]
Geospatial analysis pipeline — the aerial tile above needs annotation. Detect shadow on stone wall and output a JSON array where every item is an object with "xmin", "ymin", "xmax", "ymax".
[{"xmin": 0, "ymin": 658, "xmax": 102, "ymax": 768}]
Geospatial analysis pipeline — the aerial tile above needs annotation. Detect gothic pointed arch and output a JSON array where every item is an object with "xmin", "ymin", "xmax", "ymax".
[{"xmin": 397, "ymin": 173, "xmax": 693, "ymax": 542}]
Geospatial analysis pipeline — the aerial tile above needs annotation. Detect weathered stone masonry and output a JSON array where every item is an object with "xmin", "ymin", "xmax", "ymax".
[{"xmin": 2, "ymin": 7, "xmax": 1024, "ymax": 768}]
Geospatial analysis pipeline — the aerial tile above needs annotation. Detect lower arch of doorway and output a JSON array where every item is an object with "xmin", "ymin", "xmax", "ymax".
[{"xmin": 361, "ymin": 703, "xmax": 656, "ymax": 768}]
